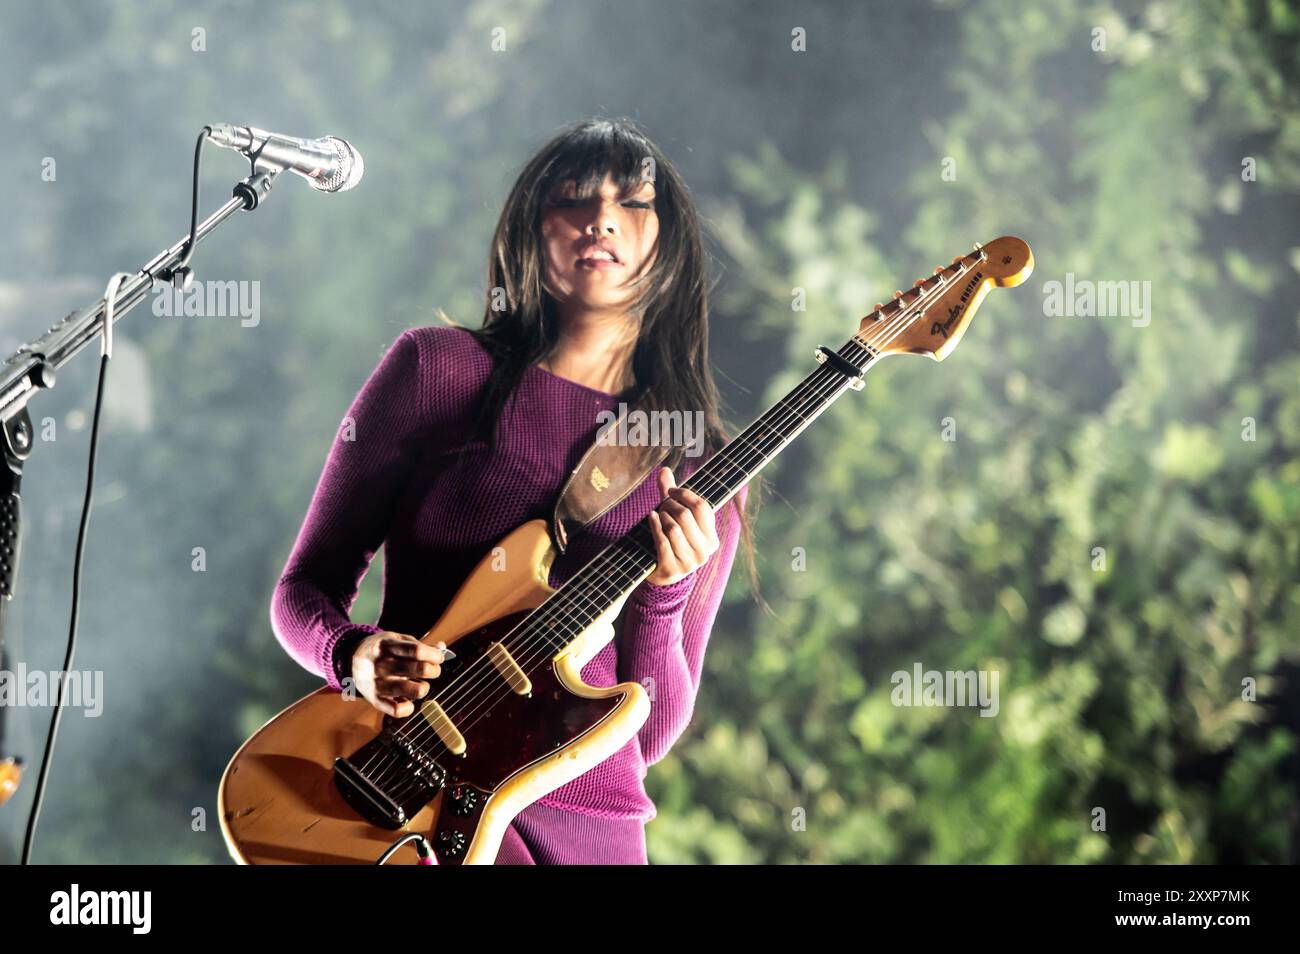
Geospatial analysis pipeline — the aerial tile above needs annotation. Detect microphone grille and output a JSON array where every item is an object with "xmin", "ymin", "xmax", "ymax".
[{"xmin": 313, "ymin": 136, "xmax": 365, "ymax": 193}]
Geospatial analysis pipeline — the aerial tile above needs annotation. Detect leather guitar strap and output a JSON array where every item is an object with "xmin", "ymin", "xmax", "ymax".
[{"xmin": 551, "ymin": 401, "xmax": 671, "ymax": 554}]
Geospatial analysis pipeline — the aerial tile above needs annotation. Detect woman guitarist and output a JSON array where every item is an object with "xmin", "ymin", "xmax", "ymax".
[{"xmin": 270, "ymin": 117, "xmax": 758, "ymax": 864}]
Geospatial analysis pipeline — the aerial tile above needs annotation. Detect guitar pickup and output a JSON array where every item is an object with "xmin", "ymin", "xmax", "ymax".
[
  {"xmin": 420, "ymin": 700, "xmax": 467, "ymax": 756},
  {"xmin": 487, "ymin": 641, "xmax": 533, "ymax": 696}
]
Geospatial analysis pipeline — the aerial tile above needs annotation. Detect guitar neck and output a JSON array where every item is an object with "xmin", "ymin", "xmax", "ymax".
[
  {"xmin": 532, "ymin": 335, "xmax": 878, "ymax": 655},
  {"xmin": 673, "ymin": 335, "xmax": 878, "ymax": 511}
]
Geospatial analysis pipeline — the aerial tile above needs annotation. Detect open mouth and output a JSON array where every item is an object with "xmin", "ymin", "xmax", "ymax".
[
  {"xmin": 577, "ymin": 242, "xmax": 622, "ymax": 267},
  {"xmin": 577, "ymin": 253, "xmax": 623, "ymax": 269}
]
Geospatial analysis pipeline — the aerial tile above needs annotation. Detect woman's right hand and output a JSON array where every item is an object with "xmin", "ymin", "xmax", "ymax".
[{"xmin": 350, "ymin": 632, "xmax": 448, "ymax": 717}]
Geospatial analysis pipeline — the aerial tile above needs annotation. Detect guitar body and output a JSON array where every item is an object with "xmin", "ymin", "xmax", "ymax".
[{"xmin": 219, "ymin": 518, "xmax": 649, "ymax": 865}]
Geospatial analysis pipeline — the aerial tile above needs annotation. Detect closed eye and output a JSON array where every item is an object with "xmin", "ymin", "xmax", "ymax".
[{"xmin": 547, "ymin": 198, "xmax": 653, "ymax": 209}]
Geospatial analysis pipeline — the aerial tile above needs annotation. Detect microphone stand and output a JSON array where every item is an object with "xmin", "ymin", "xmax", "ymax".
[{"xmin": 0, "ymin": 157, "xmax": 284, "ymax": 805}]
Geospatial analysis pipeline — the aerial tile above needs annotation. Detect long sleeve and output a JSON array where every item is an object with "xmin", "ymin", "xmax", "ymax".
[
  {"xmin": 617, "ymin": 482, "xmax": 748, "ymax": 766},
  {"xmin": 270, "ymin": 330, "xmax": 429, "ymax": 691}
]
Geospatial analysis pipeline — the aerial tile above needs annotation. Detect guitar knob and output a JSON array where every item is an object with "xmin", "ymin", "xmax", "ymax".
[
  {"xmin": 437, "ymin": 829, "xmax": 468, "ymax": 859},
  {"xmin": 448, "ymin": 784, "xmax": 480, "ymax": 816}
]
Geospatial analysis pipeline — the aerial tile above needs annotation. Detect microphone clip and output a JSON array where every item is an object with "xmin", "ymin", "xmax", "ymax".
[{"xmin": 233, "ymin": 165, "xmax": 281, "ymax": 211}]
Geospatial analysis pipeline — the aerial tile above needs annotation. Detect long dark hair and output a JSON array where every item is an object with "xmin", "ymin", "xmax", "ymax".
[{"xmin": 454, "ymin": 117, "xmax": 762, "ymax": 601}]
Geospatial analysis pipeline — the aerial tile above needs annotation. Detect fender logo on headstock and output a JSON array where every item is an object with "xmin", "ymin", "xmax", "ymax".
[
  {"xmin": 930, "ymin": 269, "xmax": 983, "ymax": 339},
  {"xmin": 931, "ymin": 305, "xmax": 961, "ymax": 339}
]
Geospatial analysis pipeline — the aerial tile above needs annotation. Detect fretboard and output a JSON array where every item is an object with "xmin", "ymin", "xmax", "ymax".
[{"xmin": 523, "ymin": 334, "xmax": 879, "ymax": 655}]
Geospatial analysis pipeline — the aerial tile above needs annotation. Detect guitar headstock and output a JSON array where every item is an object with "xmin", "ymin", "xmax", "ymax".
[{"xmin": 857, "ymin": 236, "xmax": 1033, "ymax": 361}]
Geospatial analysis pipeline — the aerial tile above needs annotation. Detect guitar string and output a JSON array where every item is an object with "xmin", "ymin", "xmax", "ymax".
[
  {"xmin": 357, "ymin": 255, "xmax": 980, "ymax": 793},
  {"xmin": 359, "ymin": 255, "xmax": 979, "ymax": 794},
  {"xmin": 357, "ymin": 255, "xmax": 984, "ymax": 793}
]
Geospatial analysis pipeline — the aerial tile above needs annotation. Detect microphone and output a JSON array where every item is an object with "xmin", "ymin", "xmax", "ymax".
[{"xmin": 205, "ymin": 124, "xmax": 364, "ymax": 193}]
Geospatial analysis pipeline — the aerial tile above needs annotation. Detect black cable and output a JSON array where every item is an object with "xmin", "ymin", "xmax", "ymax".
[
  {"xmin": 173, "ymin": 129, "xmax": 208, "ymax": 275},
  {"xmin": 20, "ymin": 350, "xmax": 110, "ymax": 865},
  {"xmin": 19, "ymin": 128, "xmax": 210, "ymax": 865}
]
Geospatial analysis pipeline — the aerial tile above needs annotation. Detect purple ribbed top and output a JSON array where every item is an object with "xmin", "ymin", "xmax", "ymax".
[{"xmin": 270, "ymin": 325, "xmax": 745, "ymax": 821}]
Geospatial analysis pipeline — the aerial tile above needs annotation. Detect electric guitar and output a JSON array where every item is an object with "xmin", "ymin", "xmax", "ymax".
[{"xmin": 219, "ymin": 236, "xmax": 1034, "ymax": 864}]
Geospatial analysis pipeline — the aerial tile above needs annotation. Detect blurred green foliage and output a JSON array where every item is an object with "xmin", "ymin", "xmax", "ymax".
[{"xmin": 660, "ymin": 0, "xmax": 1300, "ymax": 863}]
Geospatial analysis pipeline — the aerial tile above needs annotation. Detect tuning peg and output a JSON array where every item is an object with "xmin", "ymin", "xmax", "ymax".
[
  {"xmin": 893, "ymin": 290, "xmax": 903, "ymax": 299},
  {"xmin": 913, "ymin": 278, "xmax": 926, "ymax": 288},
  {"xmin": 973, "ymin": 241, "xmax": 982, "ymax": 251},
  {"xmin": 872, "ymin": 302, "xmax": 883, "ymax": 312},
  {"xmin": 951, "ymin": 256, "xmax": 962, "ymax": 264},
  {"xmin": 934, "ymin": 265, "xmax": 945, "ymax": 274}
]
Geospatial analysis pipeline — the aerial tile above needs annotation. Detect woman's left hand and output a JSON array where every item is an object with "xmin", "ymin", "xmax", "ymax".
[{"xmin": 645, "ymin": 466, "xmax": 720, "ymax": 586}]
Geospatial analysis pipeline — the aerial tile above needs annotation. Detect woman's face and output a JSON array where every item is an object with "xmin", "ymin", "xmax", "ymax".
[{"xmin": 540, "ymin": 171, "xmax": 659, "ymax": 315}]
